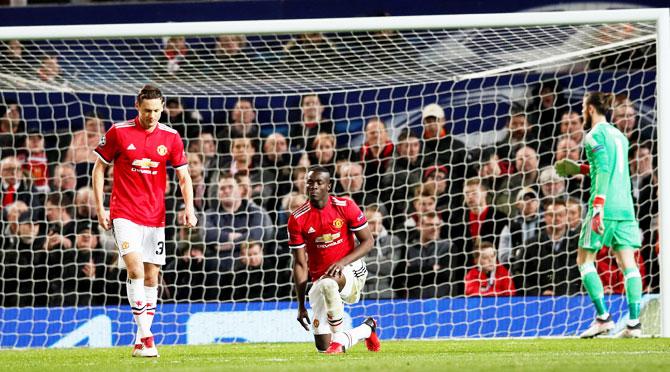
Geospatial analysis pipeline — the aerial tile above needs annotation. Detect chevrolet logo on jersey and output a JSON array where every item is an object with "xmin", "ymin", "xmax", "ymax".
[
  {"xmin": 315, "ymin": 232, "xmax": 341, "ymax": 243},
  {"xmin": 132, "ymin": 158, "xmax": 160, "ymax": 169}
]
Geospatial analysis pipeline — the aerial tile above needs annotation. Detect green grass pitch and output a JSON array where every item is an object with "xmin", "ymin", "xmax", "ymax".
[{"xmin": 1, "ymin": 339, "xmax": 670, "ymax": 371}]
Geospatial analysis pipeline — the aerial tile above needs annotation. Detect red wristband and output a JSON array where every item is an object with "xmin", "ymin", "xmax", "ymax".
[
  {"xmin": 593, "ymin": 195, "xmax": 606, "ymax": 208},
  {"xmin": 580, "ymin": 164, "xmax": 590, "ymax": 175}
]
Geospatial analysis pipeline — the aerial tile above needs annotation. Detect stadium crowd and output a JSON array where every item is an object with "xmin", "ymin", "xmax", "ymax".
[{"xmin": 0, "ymin": 35, "xmax": 660, "ymax": 307}]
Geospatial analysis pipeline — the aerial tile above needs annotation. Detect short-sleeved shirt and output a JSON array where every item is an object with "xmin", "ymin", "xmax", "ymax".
[
  {"xmin": 94, "ymin": 117, "xmax": 187, "ymax": 227},
  {"xmin": 584, "ymin": 121, "xmax": 636, "ymax": 220},
  {"xmin": 288, "ymin": 195, "xmax": 368, "ymax": 281}
]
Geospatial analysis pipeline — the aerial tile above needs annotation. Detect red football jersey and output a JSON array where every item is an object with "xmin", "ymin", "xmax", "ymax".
[
  {"xmin": 288, "ymin": 195, "xmax": 368, "ymax": 281},
  {"xmin": 94, "ymin": 117, "xmax": 187, "ymax": 227}
]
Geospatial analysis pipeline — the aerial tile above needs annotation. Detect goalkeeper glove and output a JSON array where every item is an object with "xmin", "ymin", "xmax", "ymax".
[
  {"xmin": 591, "ymin": 195, "xmax": 606, "ymax": 235},
  {"xmin": 555, "ymin": 159, "xmax": 590, "ymax": 177}
]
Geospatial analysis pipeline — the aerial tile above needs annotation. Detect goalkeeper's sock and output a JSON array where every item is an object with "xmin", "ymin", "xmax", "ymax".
[
  {"xmin": 135, "ymin": 285, "xmax": 158, "ymax": 345},
  {"xmin": 320, "ymin": 278, "xmax": 345, "ymax": 333},
  {"xmin": 623, "ymin": 267, "xmax": 642, "ymax": 327},
  {"xmin": 126, "ymin": 278, "xmax": 152, "ymax": 339},
  {"xmin": 331, "ymin": 323, "xmax": 372, "ymax": 350},
  {"xmin": 579, "ymin": 263, "xmax": 609, "ymax": 318}
]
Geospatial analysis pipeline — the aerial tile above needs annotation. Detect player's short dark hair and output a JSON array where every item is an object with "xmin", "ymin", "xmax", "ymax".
[
  {"xmin": 584, "ymin": 91, "xmax": 615, "ymax": 116},
  {"xmin": 137, "ymin": 84, "xmax": 164, "ymax": 104},
  {"xmin": 308, "ymin": 165, "xmax": 331, "ymax": 178}
]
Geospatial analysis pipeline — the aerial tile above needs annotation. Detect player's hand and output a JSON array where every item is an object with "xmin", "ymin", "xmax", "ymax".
[
  {"xmin": 183, "ymin": 207, "xmax": 198, "ymax": 228},
  {"xmin": 555, "ymin": 159, "xmax": 580, "ymax": 177},
  {"xmin": 97, "ymin": 209, "xmax": 111, "ymax": 231},
  {"xmin": 297, "ymin": 305, "xmax": 310, "ymax": 331},
  {"xmin": 325, "ymin": 262, "xmax": 344, "ymax": 277},
  {"xmin": 591, "ymin": 195, "xmax": 606, "ymax": 235}
]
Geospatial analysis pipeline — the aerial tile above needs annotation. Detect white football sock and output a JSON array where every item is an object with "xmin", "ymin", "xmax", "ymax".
[
  {"xmin": 135, "ymin": 285, "xmax": 158, "ymax": 344},
  {"xmin": 320, "ymin": 278, "xmax": 345, "ymax": 333},
  {"xmin": 126, "ymin": 278, "xmax": 152, "ymax": 339},
  {"xmin": 331, "ymin": 323, "xmax": 372, "ymax": 350}
]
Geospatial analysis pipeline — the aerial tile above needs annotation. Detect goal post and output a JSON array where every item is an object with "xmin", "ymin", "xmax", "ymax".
[{"xmin": 0, "ymin": 8, "xmax": 667, "ymax": 347}]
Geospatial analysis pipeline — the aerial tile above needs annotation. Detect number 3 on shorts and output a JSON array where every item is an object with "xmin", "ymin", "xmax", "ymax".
[{"xmin": 156, "ymin": 241, "xmax": 164, "ymax": 255}]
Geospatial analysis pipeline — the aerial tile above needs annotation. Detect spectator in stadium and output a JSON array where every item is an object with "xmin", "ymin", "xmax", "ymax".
[
  {"xmin": 156, "ymin": 36, "xmax": 190, "ymax": 77},
  {"xmin": 393, "ymin": 212, "xmax": 450, "ymax": 298},
  {"xmin": 204, "ymin": 172, "xmax": 273, "ymax": 254},
  {"xmin": 50, "ymin": 162, "xmax": 77, "ymax": 199},
  {"xmin": 508, "ymin": 146, "xmax": 541, "ymax": 202},
  {"xmin": 196, "ymin": 34, "xmax": 259, "ymax": 80},
  {"xmin": 417, "ymin": 103, "xmax": 468, "ymax": 180},
  {"xmin": 401, "ymin": 186, "xmax": 439, "ymax": 239},
  {"xmin": 0, "ymin": 40, "xmax": 33, "ymax": 78},
  {"xmin": 359, "ymin": 117, "xmax": 394, "ymax": 195},
  {"xmin": 362, "ymin": 205, "xmax": 401, "ymax": 299},
  {"xmin": 566, "ymin": 196, "xmax": 584, "ymax": 234},
  {"xmin": 528, "ymin": 80, "xmax": 568, "ymax": 151},
  {"xmin": 0, "ymin": 210, "xmax": 42, "ymax": 306},
  {"xmin": 1, "ymin": 156, "xmax": 44, "ymax": 211},
  {"xmin": 513, "ymin": 199, "xmax": 580, "ymax": 296},
  {"xmin": 22, "ymin": 130, "xmax": 50, "ymax": 192},
  {"xmin": 465, "ymin": 242, "xmax": 516, "ymax": 297},
  {"xmin": 508, "ymin": 188, "xmax": 542, "ymax": 261},
  {"xmin": 36, "ymin": 55, "xmax": 63, "ymax": 83},
  {"xmin": 555, "ymin": 136, "xmax": 590, "ymax": 202},
  {"xmin": 494, "ymin": 110, "xmax": 542, "ymax": 165},
  {"xmin": 73, "ymin": 186, "xmax": 115, "ymax": 253},
  {"xmin": 185, "ymin": 152, "xmax": 207, "ymax": 211},
  {"xmin": 305, "ymin": 132, "xmax": 338, "ymax": 177},
  {"xmin": 215, "ymin": 98, "xmax": 260, "ymax": 154},
  {"xmin": 188, "ymin": 132, "xmax": 219, "ymax": 184},
  {"xmin": 64, "ymin": 113, "xmax": 106, "ymax": 186},
  {"xmin": 381, "ymin": 128, "xmax": 423, "ymax": 228},
  {"xmin": 0, "ymin": 101, "xmax": 26, "ymax": 159},
  {"xmin": 284, "ymin": 33, "xmax": 339, "ymax": 71},
  {"xmin": 291, "ymin": 166, "xmax": 308, "ymax": 197},
  {"xmin": 335, "ymin": 161, "xmax": 376, "ymax": 208},
  {"xmin": 217, "ymin": 240, "xmax": 280, "ymax": 301},
  {"xmin": 261, "ymin": 133, "xmax": 295, "ymax": 213},
  {"xmin": 423, "ymin": 164, "xmax": 459, "ymax": 216},
  {"xmin": 44, "ymin": 192, "xmax": 75, "ymax": 251},
  {"xmin": 477, "ymin": 148, "xmax": 515, "ymax": 216},
  {"xmin": 539, "ymin": 166, "xmax": 568, "ymax": 201},
  {"xmin": 447, "ymin": 178, "xmax": 508, "ymax": 294},
  {"xmin": 559, "ymin": 111, "xmax": 585, "ymax": 148},
  {"xmin": 289, "ymin": 94, "xmax": 334, "ymax": 154},
  {"xmin": 612, "ymin": 99, "xmax": 654, "ymax": 148},
  {"xmin": 220, "ymin": 137, "xmax": 263, "ymax": 185},
  {"xmin": 159, "ymin": 97, "xmax": 205, "ymax": 141}
]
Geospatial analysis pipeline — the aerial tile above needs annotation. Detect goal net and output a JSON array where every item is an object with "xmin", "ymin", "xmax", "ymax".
[{"xmin": 0, "ymin": 10, "xmax": 665, "ymax": 347}]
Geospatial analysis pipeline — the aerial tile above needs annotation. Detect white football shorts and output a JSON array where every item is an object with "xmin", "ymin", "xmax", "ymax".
[
  {"xmin": 112, "ymin": 218, "xmax": 166, "ymax": 267},
  {"xmin": 308, "ymin": 259, "xmax": 367, "ymax": 335}
]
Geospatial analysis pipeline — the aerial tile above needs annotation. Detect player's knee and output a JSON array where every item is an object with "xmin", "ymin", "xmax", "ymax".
[{"xmin": 319, "ymin": 277, "xmax": 339, "ymax": 297}]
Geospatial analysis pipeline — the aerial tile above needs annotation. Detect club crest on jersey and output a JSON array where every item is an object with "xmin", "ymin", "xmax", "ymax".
[
  {"xmin": 333, "ymin": 218, "xmax": 344, "ymax": 229},
  {"xmin": 121, "ymin": 241, "xmax": 130, "ymax": 251},
  {"xmin": 313, "ymin": 319, "xmax": 319, "ymax": 328},
  {"xmin": 98, "ymin": 135, "xmax": 106, "ymax": 147},
  {"xmin": 157, "ymin": 145, "xmax": 168, "ymax": 156}
]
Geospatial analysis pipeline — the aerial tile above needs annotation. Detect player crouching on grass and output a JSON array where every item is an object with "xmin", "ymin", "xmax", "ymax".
[
  {"xmin": 289, "ymin": 165, "xmax": 381, "ymax": 354},
  {"xmin": 555, "ymin": 91, "xmax": 643, "ymax": 338}
]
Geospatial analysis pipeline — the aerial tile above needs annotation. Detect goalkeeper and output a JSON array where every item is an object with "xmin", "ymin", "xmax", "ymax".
[{"xmin": 555, "ymin": 91, "xmax": 643, "ymax": 338}]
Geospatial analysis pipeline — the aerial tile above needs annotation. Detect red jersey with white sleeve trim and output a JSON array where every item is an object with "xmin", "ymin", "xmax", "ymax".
[
  {"xmin": 287, "ymin": 195, "xmax": 368, "ymax": 281},
  {"xmin": 94, "ymin": 117, "xmax": 187, "ymax": 227}
]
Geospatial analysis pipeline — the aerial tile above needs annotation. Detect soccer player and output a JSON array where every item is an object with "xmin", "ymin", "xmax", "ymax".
[
  {"xmin": 289, "ymin": 165, "xmax": 380, "ymax": 354},
  {"xmin": 92, "ymin": 85, "xmax": 197, "ymax": 357},
  {"xmin": 555, "ymin": 91, "xmax": 643, "ymax": 338}
]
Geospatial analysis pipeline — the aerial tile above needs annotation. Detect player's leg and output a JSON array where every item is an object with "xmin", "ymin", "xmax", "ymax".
[
  {"xmin": 612, "ymin": 221, "xmax": 643, "ymax": 338},
  {"xmin": 328, "ymin": 260, "xmax": 380, "ymax": 353},
  {"xmin": 308, "ymin": 279, "xmax": 333, "ymax": 352},
  {"xmin": 577, "ymin": 217, "xmax": 614, "ymax": 338},
  {"xmin": 113, "ymin": 218, "xmax": 154, "ymax": 355}
]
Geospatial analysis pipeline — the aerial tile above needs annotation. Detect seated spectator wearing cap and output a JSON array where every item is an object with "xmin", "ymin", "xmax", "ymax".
[
  {"xmin": 358, "ymin": 117, "xmax": 394, "ymax": 196},
  {"xmin": 417, "ymin": 103, "xmax": 468, "ymax": 182},
  {"xmin": 447, "ymin": 178, "xmax": 508, "ymax": 294},
  {"xmin": 381, "ymin": 129, "xmax": 422, "ymax": 229},
  {"xmin": 362, "ymin": 205, "xmax": 401, "ymax": 299},
  {"xmin": 465, "ymin": 242, "xmax": 516, "ymax": 297}
]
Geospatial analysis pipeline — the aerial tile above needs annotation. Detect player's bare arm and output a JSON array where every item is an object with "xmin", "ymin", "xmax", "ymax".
[
  {"xmin": 292, "ymin": 247, "xmax": 310, "ymax": 331},
  {"xmin": 324, "ymin": 226, "xmax": 374, "ymax": 277},
  {"xmin": 176, "ymin": 167, "xmax": 198, "ymax": 228},
  {"xmin": 91, "ymin": 157, "xmax": 111, "ymax": 230}
]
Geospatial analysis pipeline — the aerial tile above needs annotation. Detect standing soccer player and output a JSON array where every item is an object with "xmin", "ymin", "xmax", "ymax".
[
  {"xmin": 92, "ymin": 85, "xmax": 197, "ymax": 357},
  {"xmin": 289, "ymin": 165, "xmax": 380, "ymax": 354},
  {"xmin": 555, "ymin": 92, "xmax": 643, "ymax": 338}
]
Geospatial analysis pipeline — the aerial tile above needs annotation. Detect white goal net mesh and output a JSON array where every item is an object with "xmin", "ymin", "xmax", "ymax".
[{"xmin": 0, "ymin": 19, "xmax": 660, "ymax": 346}]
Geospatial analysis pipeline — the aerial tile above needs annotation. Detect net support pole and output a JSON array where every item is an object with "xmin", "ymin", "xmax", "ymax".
[{"xmin": 656, "ymin": 8, "xmax": 670, "ymax": 338}]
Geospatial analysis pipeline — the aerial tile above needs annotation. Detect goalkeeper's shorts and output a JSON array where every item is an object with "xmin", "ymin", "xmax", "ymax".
[
  {"xmin": 112, "ymin": 217, "xmax": 166, "ymax": 267},
  {"xmin": 578, "ymin": 211, "xmax": 641, "ymax": 251}
]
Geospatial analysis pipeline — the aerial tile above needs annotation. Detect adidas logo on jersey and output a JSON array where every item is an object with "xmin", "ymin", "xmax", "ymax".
[
  {"xmin": 127, "ymin": 143, "xmax": 136, "ymax": 150},
  {"xmin": 308, "ymin": 227, "xmax": 316, "ymax": 234}
]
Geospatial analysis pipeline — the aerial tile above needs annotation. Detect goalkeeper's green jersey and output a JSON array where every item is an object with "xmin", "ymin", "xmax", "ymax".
[{"xmin": 583, "ymin": 121, "xmax": 636, "ymax": 221}]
